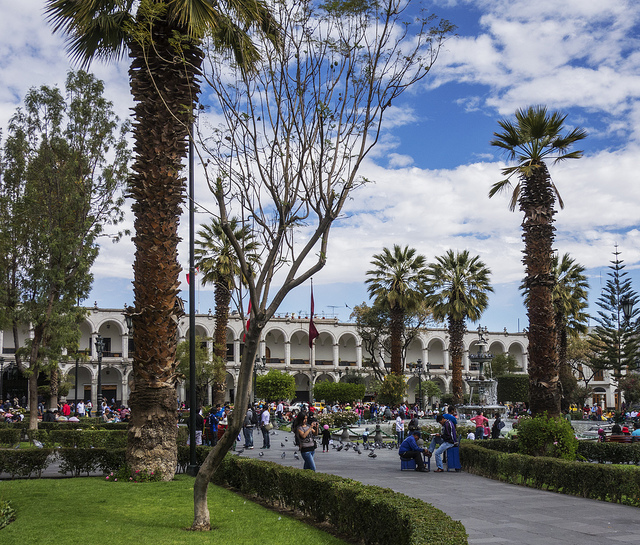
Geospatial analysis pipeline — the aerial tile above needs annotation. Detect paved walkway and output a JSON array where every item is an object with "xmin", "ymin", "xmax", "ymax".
[{"xmin": 239, "ymin": 430, "xmax": 640, "ymax": 545}]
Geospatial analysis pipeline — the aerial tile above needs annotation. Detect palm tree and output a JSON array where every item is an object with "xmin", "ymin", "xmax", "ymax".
[
  {"xmin": 521, "ymin": 253, "xmax": 589, "ymax": 409},
  {"xmin": 490, "ymin": 105, "xmax": 587, "ymax": 417},
  {"xmin": 365, "ymin": 245, "xmax": 428, "ymax": 375},
  {"xmin": 425, "ymin": 250, "xmax": 493, "ymax": 406},
  {"xmin": 45, "ymin": 0, "xmax": 279, "ymax": 479},
  {"xmin": 195, "ymin": 217, "xmax": 258, "ymax": 405}
]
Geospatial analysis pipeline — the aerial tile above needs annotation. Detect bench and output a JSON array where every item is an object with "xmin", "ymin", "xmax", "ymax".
[{"xmin": 604, "ymin": 435, "xmax": 639, "ymax": 443}]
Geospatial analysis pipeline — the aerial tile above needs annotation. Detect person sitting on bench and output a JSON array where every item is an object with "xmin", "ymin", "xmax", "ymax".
[{"xmin": 399, "ymin": 430, "xmax": 430, "ymax": 472}]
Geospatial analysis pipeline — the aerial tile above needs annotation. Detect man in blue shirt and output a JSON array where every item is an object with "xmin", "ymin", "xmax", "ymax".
[
  {"xmin": 399, "ymin": 430, "xmax": 430, "ymax": 472},
  {"xmin": 428, "ymin": 414, "xmax": 458, "ymax": 472}
]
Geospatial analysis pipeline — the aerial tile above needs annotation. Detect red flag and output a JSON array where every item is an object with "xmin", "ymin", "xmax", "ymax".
[
  {"xmin": 309, "ymin": 283, "xmax": 319, "ymax": 348},
  {"xmin": 243, "ymin": 301, "xmax": 252, "ymax": 342},
  {"xmin": 186, "ymin": 273, "xmax": 190, "ymax": 285}
]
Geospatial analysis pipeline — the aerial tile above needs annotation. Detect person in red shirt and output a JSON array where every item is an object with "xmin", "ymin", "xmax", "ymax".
[{"xmin": 62, "ymin": 402, "xmax": 71, "ymax": 417}]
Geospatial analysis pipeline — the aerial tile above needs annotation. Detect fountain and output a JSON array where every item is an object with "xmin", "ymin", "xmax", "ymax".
[{"xmin": 459, "ymin": 326, "xmax": 508, "ymax": 418}]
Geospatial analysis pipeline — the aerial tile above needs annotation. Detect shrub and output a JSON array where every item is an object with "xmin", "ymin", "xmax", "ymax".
[
  {"xmin": 214, "ymin": 455, "xmax": 468, "ymax": 545},
  {"xmin": 106, "ymin": 464, "xmax": 162, "ymax": 483},
  {"xmin": 460, "ymin": 441, "xmax": 640, "ymax": 506},
  {"xmin": 516, "ymin": 414, "xmax": 578, "ymax": 460},
  {"xmin": 0, "ymin": 499, "xmax": 15, "ymax": 530},
  {"xmin": 316, "ymin": 411, "xmax": 359, "ymax": 429}
]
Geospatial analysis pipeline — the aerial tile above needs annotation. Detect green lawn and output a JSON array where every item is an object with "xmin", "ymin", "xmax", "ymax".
[{"xmin": 1, "ymin": 475, "xmax": 348, "ymax": 545}]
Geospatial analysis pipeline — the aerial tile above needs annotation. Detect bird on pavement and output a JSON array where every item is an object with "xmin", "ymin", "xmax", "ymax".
[
  {"xmin": 281, "ymin": 442, "xmax": 285, "ymax": 447},
  {"xmin": 294, "ymin": 452, "xmax": 300, "ymax": 460},
  {"xmin": 236, "ymin": 448, "xmax": 244, "ymax": 455},
  {"xmin": 368, "ymin": 451, "xmax": 377, "ymax": 458},
  {"xmin": 281, "ymin": 452, "xmax": 286, "ymax": 458},
  {"xmin": 259, "ymin": 451, "xmax": 264, "ymax": 457}
]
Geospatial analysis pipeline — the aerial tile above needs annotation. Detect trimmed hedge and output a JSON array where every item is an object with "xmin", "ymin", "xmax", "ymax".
[
  {"xmin": 460, "ymin": 442, "xmax": 640, "ymax": 506},
  {"xmin": 480, "ymin": 437, "xmax": 640, "ymax": 465},
  {"xmin": 213, "ymin": 455, "xmax": 468, "ymax": 545},
  {"xmin": 0, "ymin": 447, "xmax": 126, "ymax": 479},
  {"xmin": 0, "ymin": 428, "xmax": 20, "ymax": 446}
]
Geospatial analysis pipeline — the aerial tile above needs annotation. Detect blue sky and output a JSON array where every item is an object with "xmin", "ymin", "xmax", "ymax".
[{"xmin": 3, "ymin": 1, "xmax": 640, "ymax": 333}]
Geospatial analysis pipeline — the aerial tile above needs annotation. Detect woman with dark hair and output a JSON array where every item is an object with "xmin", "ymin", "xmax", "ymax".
[{"xmin": 295, "ymin": 412, "xmax": 319, "ymax": 470}]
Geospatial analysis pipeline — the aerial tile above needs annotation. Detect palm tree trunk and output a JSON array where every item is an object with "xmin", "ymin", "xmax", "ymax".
[
  {"xmin": 213, "ymin": 280, "xmax": 232, "ymax": 405},
  {"xmin": 125, "ymin": 14, "xmax": 204, "ymax": 479},
  {"xmin": 521, "ymin": 165, "xmax": 560, "ymax": 417},
  {"xmin": 389, "ymin": 305, "xmax": 404, "ymax": 374},
  {"xmin": 449, "ymin": 317, "xmax": 465, "ymax": 406}
]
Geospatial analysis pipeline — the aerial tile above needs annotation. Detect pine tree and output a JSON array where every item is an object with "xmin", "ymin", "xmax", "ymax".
[{"xmin": 588, "ymin": 246, "xmax": 640, "ymax": 400}]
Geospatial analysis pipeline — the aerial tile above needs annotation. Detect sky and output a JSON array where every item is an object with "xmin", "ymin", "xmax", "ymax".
[{"xmin": 2, "ymin": 0, "xmax": 640, "ymax": 333}]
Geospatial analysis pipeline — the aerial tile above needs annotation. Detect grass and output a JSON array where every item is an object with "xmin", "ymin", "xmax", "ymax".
[{"xmin": 0, "ymin": 474, "xmax": 348, "ymax": 545}]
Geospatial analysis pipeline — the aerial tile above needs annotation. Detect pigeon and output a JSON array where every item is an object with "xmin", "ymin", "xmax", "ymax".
[
  {"xmin": 236, "ymin": 448, "xmax": 244, "ymax": 455},
  {"xmin": 281, "ymin": 451, "xmax": 286, "ymax": 458},
  {"xmin": 33, "ymin": 440, "xmax": 43, "ymax": 449},
  {"xmin": 355, "ymin": 445, "xmax": 362, "ymax": 455},
  {"xmin": 284, "ymin": 438, "xmax": 288, "ymax": 442},
  {"xmin": 281, "ymin": 442, "xmax": 285, "ymax": 447},
  {"xmin": 259, "ymin": 451, "xmax": 264, "ymax": 457},
  {"xmin": 271, "ymin": 431, "xmax": 277, "ymax": 435},
  {"xmin": 294, "ymin": 452, "xmax": 300, "ymax": 460},
  {"xmin": 368, "ymin": 451, "xmax": 377, "ymax": 458},
  {"xmin": 336, "ymin": 444, "xmax": 343, "ymax": 452},
  {"xmin": 13, "ymin": 443, "xmax": 19, "ymax": 449}
]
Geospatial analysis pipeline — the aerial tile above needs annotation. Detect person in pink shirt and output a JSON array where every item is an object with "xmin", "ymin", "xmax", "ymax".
[{"xmin": 469, "ymin": 411, "xmax": 488, "ymax": 440}]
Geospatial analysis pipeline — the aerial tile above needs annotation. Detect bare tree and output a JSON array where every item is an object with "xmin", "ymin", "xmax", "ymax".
[{"xmin": 190, "ymin": 0, "xmax": 454, "ymax": 530}]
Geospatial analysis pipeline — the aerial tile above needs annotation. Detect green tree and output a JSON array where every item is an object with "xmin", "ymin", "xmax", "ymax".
[
  {"xmin": 376, "ymin": 373, "xmax": 406, "ymax": 407},
  {"xmin": 194, "ymin": 0, "xmax": 453, "ymax": 529},
  {"xmin": 176, "ymin": 336, "xmax": 216, "ymax": 407},
  {"xmin": 426, "ymin": 249, "xmax": 493, "ymax": 406},
  {"xmin": 195, "ymin": 217, "xmax": 258, "ymax": 406},
  {"xmin": 588, "ymin": 247, "xmax": 639, "ymax": 398},
  {"xmin": 0, "ymin": 70, "xmax": 129, "ymax": 429},
  {"xmin": 46, "ymin": 0, "xmax": 279, "ymax": 486},
  {"xmin": 490, "ymin": 353, "xmax": 520, "ymax": 377},
  {"xmin": 490, "ymin": 106, "xmax": 586, "ymax": 417},
  {"xmin": 618, "ymin": 375, "xmax": 640, "ymax": 406},
  {"xmin": 314, "ymin": 381, "xmax": 366, "ymax": 404},
  {"xmin": 350, "ymin": 300, "xmax": 432, "ymax": 380},
  {"xmin": 255, "ymin": 369, "xmax": 295, "ymax": 402},
  {"xmin": 366, "ymin": 245, "xmax": 429, "ymax": 375}
]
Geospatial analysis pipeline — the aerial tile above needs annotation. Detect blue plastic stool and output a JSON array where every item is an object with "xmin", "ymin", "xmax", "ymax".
[
  {"xmin": 445, "ymin": 445, "xmax": 461, "ymax": 471},
  {"xmin": 400, "ymin": 454, "xmax": 430, "ymax": 471}
]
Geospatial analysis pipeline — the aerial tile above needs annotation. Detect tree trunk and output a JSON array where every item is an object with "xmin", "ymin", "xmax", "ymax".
[
  {"xmin": 48, "ymin": 366, "xmax": 59, "ymax": 409},
  {"xmin": 521, "ymin": 164, "xmax": 560, "ymax": 417},
  {"xmin": 28, "ymin": 372, "xmax": 39, "ymax": 430},
  {"xmin": 125, "ymin": 14, "xmax": 204, "ymax": 479},
  {"xmin": 192, "ymin": 319, "xmax": 261, "ymax": 530},
  {"xmin": 213, "ymin": 280, "xmax": 232, "ymax": 405},
  {"xmin": 389, "ymin": 305, "xmax": 404, "ymax": 374},
  {"xmin": 448, "ymin": 317, "xmax": 465, "ymax": 406}
]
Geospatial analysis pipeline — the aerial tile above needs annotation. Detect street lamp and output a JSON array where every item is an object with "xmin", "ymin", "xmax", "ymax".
[
  {"xmin": 96, "ymin": 334, "xmax": 104, "ymax": 417},
  {"xmin": 0, "ymin": 356, "xmax": 4, "ymax": 405},
  {"xmin": 622, "ymin": 295, "xmax": 634, "ymax": 323},
  {"xmin": 253, "ymin": 355, "xmax": 267, "ymax": 403},
  {"xmin": 409, "ymin": 359, "xmax": 424, "ymax": 409}
]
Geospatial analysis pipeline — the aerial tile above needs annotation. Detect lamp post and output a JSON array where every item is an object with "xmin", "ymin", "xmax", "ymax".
[
  {"xmin": 409, "ymin": 359, "xmax": 424, "ymax": 409},
  {"xmin": 0, "ymin": 356, "xmax": 4, "ymax": 405},
  {"xmin": 96, "ymin": 334, "xmax": 104, "ymax": 417},
  {"xmin": 253, "ymin": 356, "xmax": 267, "ymax": 403}
]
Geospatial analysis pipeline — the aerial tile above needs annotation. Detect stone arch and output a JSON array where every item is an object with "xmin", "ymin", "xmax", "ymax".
[
  {"xmin": 264, "ymin": 327, "xmax": 286, "ymax": 364},
  {"xmin": 314, "ymin": 332, "xmax": 334, "ymax": 367},
  {"xmin": 427, "ymin": 338, "xmax": 445, "ymax": 370}
]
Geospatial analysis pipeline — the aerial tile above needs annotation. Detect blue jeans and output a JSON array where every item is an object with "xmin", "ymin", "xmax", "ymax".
[
  {"xmin": 397, "ymin": 430, "xmax": 405, "ymax": 444},
  {"xmin": 301, "ymin": 450, "xmax": 316, "ymax": 471},
  {"xmin": 261, "ymin": 426, "xmax": 270, "ymax": 448},
  {"xmin": 433, "ymin": 441, "xmax": 454, "ymax": 470},
  {"xmin": 243, "ymin": 427, "xmax": 254, "ymax": 447}
]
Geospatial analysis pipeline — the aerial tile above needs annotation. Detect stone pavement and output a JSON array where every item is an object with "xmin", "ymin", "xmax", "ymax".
[{"xmin": 239, "ymin": 430, "xmax": 640, "ymax": 545}]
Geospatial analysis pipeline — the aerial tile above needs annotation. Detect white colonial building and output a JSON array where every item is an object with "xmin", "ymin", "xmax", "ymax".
[{"xmin": 1, "ymin": 306, "xmax": 533, "ymax": 408}]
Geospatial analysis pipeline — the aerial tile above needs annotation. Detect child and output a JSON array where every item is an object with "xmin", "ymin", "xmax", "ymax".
[
  {"xmin": 321, "ymin": 424, "xmax": 331, "ymax": 452},
  {"xmin": 483, "ymin": 424, "xmax": 491, "ymax": 439}
]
